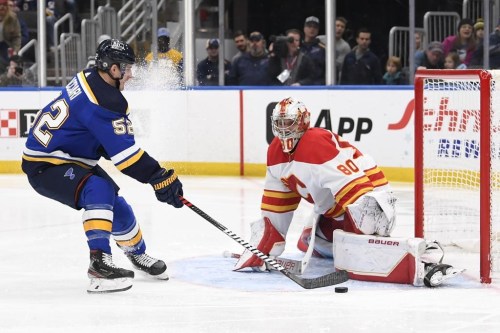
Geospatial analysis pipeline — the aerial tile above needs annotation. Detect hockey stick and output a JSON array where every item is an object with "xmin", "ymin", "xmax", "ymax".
[
  {"xmin": 222, "ymin": 215, "xmax": 318, "ymax": 275},
  {"xmin": 223, "ymin": 251, "xmax": 304, "ymax": 274},
  {"xmin": 298, "ymin": 213, "xmax": 319, "ymax": 274},
  {"xmin": 180, "ymin": 196, "xmax": 348, "ymax": 289}
]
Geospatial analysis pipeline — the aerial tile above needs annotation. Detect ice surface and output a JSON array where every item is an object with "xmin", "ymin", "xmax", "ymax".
[{"xmin": 1, "ymin": 174, "xmax": 500, "ymax": 333}]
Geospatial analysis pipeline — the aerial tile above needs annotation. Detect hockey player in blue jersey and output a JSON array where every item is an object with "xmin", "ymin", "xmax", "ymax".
[{"xmin": 21, "ymin": 39, "xmax": 184, "ymax": 293}]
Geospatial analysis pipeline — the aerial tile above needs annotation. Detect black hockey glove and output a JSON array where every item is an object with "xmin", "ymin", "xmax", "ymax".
[{"xmin": 149, "ymin": 168, "xmax": 184, "ymax": 208}]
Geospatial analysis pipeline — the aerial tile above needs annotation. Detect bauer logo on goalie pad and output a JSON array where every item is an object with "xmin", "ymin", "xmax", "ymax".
[{"xmin": 368, "ymin": 239, "xmax": 400, "ymax": 246}]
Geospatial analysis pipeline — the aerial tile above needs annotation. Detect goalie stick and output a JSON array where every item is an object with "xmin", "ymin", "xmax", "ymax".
[
  {"xmin": 297, "ymin": 213, "xmax": 319, "ymax": 273},
  {"xmin": 180, "ymin": 196, "xmax": 348, "ymax": 289}
]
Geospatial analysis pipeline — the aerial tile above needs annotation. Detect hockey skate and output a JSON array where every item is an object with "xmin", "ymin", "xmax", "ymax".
[
  {"xmin": 424, "ymin": 263, "xmax": 465, "ymax": 287},
  {"xmin": 422, "ymin": 241, "xmax": 465, "ymax": 287},
  {"xmin": 87, "ymin": 250, "xmax": 134, "ymax": 294},
  {"xmin": 126, "ymin": 252, "xmax": 169, "ymax": 280}
]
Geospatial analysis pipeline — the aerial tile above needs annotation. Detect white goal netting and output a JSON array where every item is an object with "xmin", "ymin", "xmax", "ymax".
[{"xmin": 418, "ymin": 70, "xmax": 500, "ymax": 278}]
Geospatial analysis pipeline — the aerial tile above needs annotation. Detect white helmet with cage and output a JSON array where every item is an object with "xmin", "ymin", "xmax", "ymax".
[{"xmin": 271, "ymin": 97, "xmax": 311, "ymax": 153}]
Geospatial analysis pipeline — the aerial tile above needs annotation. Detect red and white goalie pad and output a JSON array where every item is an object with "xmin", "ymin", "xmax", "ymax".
[
  {"xmin": 332, "ymin": 230, "xmax": 428, "ymax": 286},
  {"xmin": 233, "ymin": 217, "xmax": 286, "ymax": 271}
]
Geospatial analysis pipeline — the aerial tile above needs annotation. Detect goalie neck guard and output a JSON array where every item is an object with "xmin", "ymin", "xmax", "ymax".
[{"xmin": 271, "ymin": 97, "xmax": 311, "ymax": 153}]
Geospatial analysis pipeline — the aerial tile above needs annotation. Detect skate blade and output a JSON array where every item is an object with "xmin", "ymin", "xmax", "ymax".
[
  {"xmin": 137, "ymin": 269, "xmax": 170, "ymax": 280},
  {"xmin": 87, "ymin": 277, "xmax": 133, "ymax": 294},
  {"xmin": 151, "ymin": 271, "xmax": 170, "ymax": 280}
]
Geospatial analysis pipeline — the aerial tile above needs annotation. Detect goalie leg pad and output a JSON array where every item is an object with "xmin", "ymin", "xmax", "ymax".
[
  {"xmin": 333, "ymin": 230, "xmax": 428, "ymax": 286},
  {"xmin": 233, "ymin": 217, "xmax": 285, "ymax": 271},
  {"xmin": 333, "ymin": 231, "xmax": 464, "ymax": 286}
]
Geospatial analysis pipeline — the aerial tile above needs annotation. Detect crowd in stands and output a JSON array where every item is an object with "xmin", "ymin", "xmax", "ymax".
[
  {"xmin": 196, "ymin": 38, "xmax": 231, "ymax": 86},
  {"xmin": 196, "ymin": 15, "xmax": 500, "ymax": 87},
  {"xmin": 0, "ymin": 0, "xmax": 80, "ymax": 86},
  {"xmin": 414, "ymin": 17, "xmax": 500, "ymax": 71},
  {"xmin": 1, "ymin": 4, "xmax": 500, "ymax": 88}
]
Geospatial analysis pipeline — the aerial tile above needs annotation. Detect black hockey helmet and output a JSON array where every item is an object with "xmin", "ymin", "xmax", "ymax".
[{"xmin": 95, "ymin": 39, "xmax": 135, "ymax": 72}]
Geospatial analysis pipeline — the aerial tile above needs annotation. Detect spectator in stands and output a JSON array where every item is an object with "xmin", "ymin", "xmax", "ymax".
[
  {"xmin": 474, "ymin": 18, "xmax": 484, "ymax": 41},
  {"xmin": 60, "ymin": 0, "xmax": 80, "ymax": 33},
  {"xmin": 442, "ymin": 18, "xmax": 477, "ymax": 67},
  {"xmin": 0, "ymin": 54, "xmax": 35, "ymax": 86},
  {"xmin": 197, "ymin": 38, "xmax": 231, "ymax": 86},
  {"xmin": 382, "ymin": 56, "xmax": 406, "ymax": 85},
  {"xmin": 227, "ymin": 31, "xmax": 271, "ymax": 86},
  {"xmin": 470, "ymin": 19, "xmax": 500, "ymax": 69},
  {"xmin": 301, "ymin": 16, "xmax": 325, "ymax": 85},
  {"xmin": 44, "ymin": 0, "xmax": 57, "ymax": 49},
  {"xmin": 415, "ymin": 31, "xmax": 423, "ymax": 51},
  {"xmin": 339, "ymin": 27, "xmax": 382, "ymax": 85},
  {"xmin": 444, "ymin": 51, "xmax": 466, "ymax": 69},
  {"xmin": 415, "ymin": 41, "xmax": 444, "ymax": 71},
  {"xmin": 0, "ymin": 0, "xmax": 21, "ymax": 69},
  {"xmin": 8, "ymin": 0, "xmax": 28, "ymax": 47},
  {"xmin": 231, "ymin": 30, "xmax": 248, "ymax": 66},
  {"xmin": 17, "ymin": 0, "xmax": 59, "ymax": 49},
  {"xmin": 334, "ymin": 17, "xmax": 351, "ymax": 79},
  {"xmin": 468, "ymin": 18, "xmax": 484, "ymax": 69},
  {"xmin": 144, "ymin": 27, "xmax": 183, "ymax": 79},
  {"xmin": 268, "ymin": 28, "xmax": 316, "ymax": 86}
]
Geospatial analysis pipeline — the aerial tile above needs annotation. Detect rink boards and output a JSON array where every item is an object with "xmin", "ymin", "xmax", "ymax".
[{"xmin": 0, "ymin": 87, "xmax": 417, "ymax": 181}]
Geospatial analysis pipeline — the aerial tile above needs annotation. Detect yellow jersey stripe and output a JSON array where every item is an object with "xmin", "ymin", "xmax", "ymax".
[
  {"xmin": 83, "ymin": 219, "xmax": 112, "ymax": 232},
  {"xmin": 365, "ymin": 167, "xmax": 381, "ymax": 176},
  {"xmin": 261, "ymin": 203, "xmax": 299, "ymax": 212},
  {"xmin": 336, "ymin": 176, "xmax": 371, "ymax": 199},
  {"xmin": 116, "ymin": 149, "xmax": 145, "ymax": 171},
  {"xmin": 77, "ymin": 71, "xmax": 98, "ymax": 104},
  {"xmin": 372, "ymin": 178, "xmax": 389, "ymax": 187},
  {"xmin": 116, "ymin": 230, "xmax": 143, "ymax": 247},
  {"xmin": 22, "ymin": 154, "xmax": 92, "ymax": 169}
]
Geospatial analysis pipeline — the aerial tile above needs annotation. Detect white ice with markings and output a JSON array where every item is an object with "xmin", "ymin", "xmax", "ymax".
[{"xmin": 1, "ymin": 174, "xmax": 500, "ymax": 333}]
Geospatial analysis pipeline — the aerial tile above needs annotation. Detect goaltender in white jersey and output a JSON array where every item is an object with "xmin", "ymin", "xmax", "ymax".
[{"xmin": 234, "ymin": 97, "xmax": 462, "ymax": 287}]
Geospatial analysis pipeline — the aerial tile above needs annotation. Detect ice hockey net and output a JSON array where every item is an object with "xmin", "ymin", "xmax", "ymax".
[{"xmin": 414, "ymin": 69, "xmax": 500, "ymax": 283}]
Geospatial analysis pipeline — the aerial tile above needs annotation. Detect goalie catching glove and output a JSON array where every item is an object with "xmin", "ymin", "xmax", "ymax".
[{"xmin": 149, "ymin": 168, "xmax": 183, "ymax": 208}]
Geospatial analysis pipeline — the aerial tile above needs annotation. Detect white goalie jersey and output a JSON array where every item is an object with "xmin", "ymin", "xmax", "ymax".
[{"xmin": 260, "ymin": 127, "xmax": 390, "ymax": 236}]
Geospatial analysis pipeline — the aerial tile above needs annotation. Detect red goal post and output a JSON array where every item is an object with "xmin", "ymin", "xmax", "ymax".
[{"xmin": 414, "ymin": 69, "xmax": 500, "ymax": 284}]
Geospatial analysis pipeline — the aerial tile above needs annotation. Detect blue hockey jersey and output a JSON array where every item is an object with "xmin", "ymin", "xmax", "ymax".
[{"xmin": 22, "ymin": 68, "xmax": 161, "ymax": 183}]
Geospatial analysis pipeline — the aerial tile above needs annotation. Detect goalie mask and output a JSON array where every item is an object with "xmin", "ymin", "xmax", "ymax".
[
  {"xmin": 95, "ymin": 39, "xmax": 135, "ymax": 79},
  {"xmin": 271, "ymin": 97, "xmax": 311, "ymax": 153}
]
